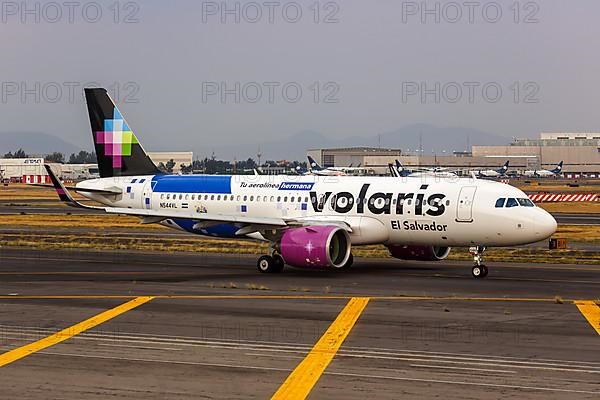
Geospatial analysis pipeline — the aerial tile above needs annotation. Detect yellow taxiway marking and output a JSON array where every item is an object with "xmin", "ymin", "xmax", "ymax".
[
  {"xmin": 574, "ymin": 301, "xmax": 600, "ymax": 336},
  {"xmin": 0, "ymin": 296, "xmax": 154, "ymax": 367},
  {"xmin": 271, "ymin": 297, "xmax": 370, "ymax": 400}
]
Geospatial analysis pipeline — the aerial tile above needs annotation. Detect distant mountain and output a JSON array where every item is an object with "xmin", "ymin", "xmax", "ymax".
[
  {"xmin": 204, "ymin": 124, "xmax": 510, "ymax": 161},
  {"xmin": 0, "ymin": 132, "xmax": 80, "ymax": 157},
  {"xmin": 0, "ymin": 125, "xmax": 510, "ymax": 162}
]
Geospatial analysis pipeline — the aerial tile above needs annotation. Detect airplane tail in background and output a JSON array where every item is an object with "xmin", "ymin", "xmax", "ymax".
[
  {"xmin": 551, "ymin": 161, "xmax": 563, "ymax": 174},
  {"xmin": 394, "ymin": 160, "xmax": 410, "ymax": 177},
  {"xmin": 307, "ymin": 156, "xmax": 323, "ymax": 171},
  {"xmin": 85, "ymin": 88, "xmax": 161, "ymax": 178},
  {"xmin": 497, "ymin": 160, "xmax": 509, "ymax": 174}
]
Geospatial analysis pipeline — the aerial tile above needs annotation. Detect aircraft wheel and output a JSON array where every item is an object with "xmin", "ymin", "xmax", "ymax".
[
  {"xmin": 272, "ymin": 254, "xmax": 285, "ymax": 273},
  {"xmin": 472, "ymin": 265, "xmax": 484, "ymax": 278},
  {"xmin": 257, "ymin": 255, "xmax": 276, "ymax": 273},
  {"xmin": 481, "ymin": 265, "xmax": 489, "ymax": 277}
]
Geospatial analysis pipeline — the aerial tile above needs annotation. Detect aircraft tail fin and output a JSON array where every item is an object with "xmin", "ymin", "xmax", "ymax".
[
  {"xmin": 84, "ymin": 88, "xmax": 161, "ymax": 178},
  {"xmin": 497, "ymin": 160, "xmax": 510, "ymax": 174},
  {"xmin": 551, "ymin": 161, "xmax": 563, "ymax": 174},
  {"xmin": 307, "ymin": 156, "xmax": 323, "ymax": 171}
]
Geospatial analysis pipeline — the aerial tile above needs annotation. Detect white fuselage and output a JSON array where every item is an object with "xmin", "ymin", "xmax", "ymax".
[
  {"xmin": 523, "ymin": 170, "xmax": 557, "ymax": 178},
  {"xmin": 76, "ymin": 174, "xmax": 557, "ymax": 247}
]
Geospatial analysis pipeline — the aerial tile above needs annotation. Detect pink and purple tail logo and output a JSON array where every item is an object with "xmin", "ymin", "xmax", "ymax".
[{"xmin": 95, "ymin": 108, "xmax": 139, "ymax": 169}]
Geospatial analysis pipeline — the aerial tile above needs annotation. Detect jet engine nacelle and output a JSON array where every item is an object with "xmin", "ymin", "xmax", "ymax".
[
  {"xmin": 280, "ymin": 225, "xmax": 351, "ymax": 269},
  {"xmin": 387, "ymin": 245, "xmax": 451, "ymax": 261}
]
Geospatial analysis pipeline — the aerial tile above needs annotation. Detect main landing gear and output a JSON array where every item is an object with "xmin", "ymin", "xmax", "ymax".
[
  {"xmin": 469, "ymin": 246, "xmax": 488, "ymax": 278},
  {"xmin": 257, "ymin": 253, "xmax": 285, "ymax": 273}
]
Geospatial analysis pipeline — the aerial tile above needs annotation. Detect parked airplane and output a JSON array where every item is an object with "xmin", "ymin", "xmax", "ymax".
[
  {"xmin": 523, "ymin": 161, "xmax": 563, "ymax": 178},
  {"xmin": 473, "ymin": 161, "xmax": 510, "ymax": 178},
  {"xmin": 306, "ymin": 156, "xmax": 346, "ymax": 176},
  {"xmin": 306, "ymin": 157, "xmax": 370, "ymax": 176},
  {"xmin": 391, "ymin": 160, "xmax": 458, "ymax": 178},
  {"xmin": 46, "ymin": 88, "xmax": 557, "ymax": 278}
]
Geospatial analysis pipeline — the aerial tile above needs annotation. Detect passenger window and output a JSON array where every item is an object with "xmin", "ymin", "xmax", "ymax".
[
  {"xmin": 236, "ymin": 195, "xmax": 241, "ymax": 201},
  {"xmin": 250, "ymin": 196, "xmax": 254, "ymax": 201},
  {"xmin": 304, "ymin": 197, "xmax": 308, "ymax": 203},
  {"xmin": 385, "ymin": 198, "xmax": 390, "ymax": 205},
  {"xmin": 217, "ymin": 195, "xmax": 221, "ymax": 201},
  {"xmin": 277, "ymin": 196, "xmax": 281, "ymax": 202},
  {"xmin": 257, "ymin": 196, "xmax": 261, "ymax": 202},
  {"xmin": 284, "ymin": 196, "xmax": 288, "ymax": 202},
  {"xmin": 446, "ymin": 200, "xmax": 450, "ymax": 206},
  {"xmin": 204, "ymin": 195, "xmax": 209, "ymax": 201},
  {"xmin": 179, "ymin": 194, "xmax": 183, "ymax": 200},
  {"xmin": 192, "ymin": 195, "xmax": 195, "ymax": 200},
  {"xmin": 270, "ymin": 196, "xmax": 275, "ymax": 202},
  {"xmin": 161, "ymin": 194, "xmax": 164, "ymax": 199},
  {"xmin": 495, "ymin": 198, "xmax": 506, "ymax": 208},
  {"xmin": 166, "ymin": 194, "xmax": 170, "ymax": 200},
  {"xmin": 506, "ymin": 198, "xmax": 518, "ymax": 207},
  {"xmin": 211, "ymin": 195, "xmax": 215, "ymax": 200},
  {"xmin": 185, "ymin": 194, "xmax": 189, "ymax": 200},
  {"xmin": 243, "ymin": 196, "xmax": 247, "ymax": 201}
]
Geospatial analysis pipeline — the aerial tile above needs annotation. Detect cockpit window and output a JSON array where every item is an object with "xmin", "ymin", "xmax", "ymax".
[
  {"xmin": 517, "ymin": 198, "xmax": 534, "ymax": 207},
  {"xmin": 505, "ymin": 198, "xmax": 518, "ymax": 208},
  {"xmin": 495, "ymin": 198, "xmax": 505, "ymax": 208}
]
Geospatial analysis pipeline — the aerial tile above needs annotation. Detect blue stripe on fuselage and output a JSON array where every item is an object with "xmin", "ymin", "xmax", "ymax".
[
  {"xmin": 173, "ymin": 219, "xmax": 239, "ymax": 238},
  {"xmin": 151, "ymin": 175, "xmax": 232, "ymax": 194}
]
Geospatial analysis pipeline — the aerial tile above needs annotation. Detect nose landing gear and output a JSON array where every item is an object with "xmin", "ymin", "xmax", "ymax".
[{"xmin": 469, "ymin": 246, "xmax": 488, "ymax": 278}]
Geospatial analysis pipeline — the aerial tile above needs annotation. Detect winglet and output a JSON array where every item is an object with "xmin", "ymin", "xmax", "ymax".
[{"xmin": 44, "ymin": 165, "xmax": 103, "ymax": 210}]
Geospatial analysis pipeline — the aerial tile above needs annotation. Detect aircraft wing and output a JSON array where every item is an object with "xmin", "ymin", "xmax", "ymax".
[
  {"xmin": 105, "ymin": 207, "xmax": 352, "ymax": 233},
  {"xmin": 104, "ymin": 207, "xmax": 288, "ymax": 228}
]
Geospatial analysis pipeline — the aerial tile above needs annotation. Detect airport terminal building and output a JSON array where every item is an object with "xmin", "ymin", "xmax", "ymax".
[
  {"xmin": 308, "ymin": 133, "xmax": 600, "ymax": 176},
  {"xmin": 0, "ymin": 152, "xmax": 194, "ymax": 182}
]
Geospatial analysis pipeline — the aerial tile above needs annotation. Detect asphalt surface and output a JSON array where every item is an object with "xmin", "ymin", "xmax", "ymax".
[{"xmin": 0, "ymin": 248, "xmax": 598, "ymax": 399}]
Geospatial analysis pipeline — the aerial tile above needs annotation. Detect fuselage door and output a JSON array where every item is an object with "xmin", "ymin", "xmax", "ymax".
[
  {"xmin": 456, "ymin": 186, "xmax": 477, "ymax": 222},
  {"xmin": 142, "ymin": 180, "xmax": 152, "ymax": 209}
]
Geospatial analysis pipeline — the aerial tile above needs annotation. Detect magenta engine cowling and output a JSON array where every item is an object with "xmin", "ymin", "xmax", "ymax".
[
  {"xmin": 280, "ymin": 225, "xmax": 351, "ymax": 269},
  {"xmin": 387, "ymin": 245, "xmax": 451, "ymax": 261}
]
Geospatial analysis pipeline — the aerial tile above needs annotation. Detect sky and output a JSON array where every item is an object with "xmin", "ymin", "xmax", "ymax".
[{"xmin": 1, "ymin": 0, "xmax": 599, "ymax": 157}]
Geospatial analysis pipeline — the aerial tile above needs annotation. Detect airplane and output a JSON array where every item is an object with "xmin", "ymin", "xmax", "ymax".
[
  {"xmin": 392, "ymin": 160, "xmax": 458, "ymax": 178},
  {"xmin": 523, "ymin": 161, "xmax": 563, "ymax": 178},
  {"xmin": 306, "ymin": 156, "xmax": 347, "ymax": 176},
  {"xmin": 45, "ymin": 88, "xmax": 557, "ymax": 279},
  {"xmin": 473, "ymin": 161, "xmax": 510, "ymax": 178},
  {"xmin": 306, "ymin": 157, "xmax": 373, "ymax": 176}
]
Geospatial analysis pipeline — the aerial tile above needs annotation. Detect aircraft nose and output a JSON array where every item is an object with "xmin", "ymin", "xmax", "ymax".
[{"xmin": 535, "ymin": 209, "xmax": 558, "ymax": 240}]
